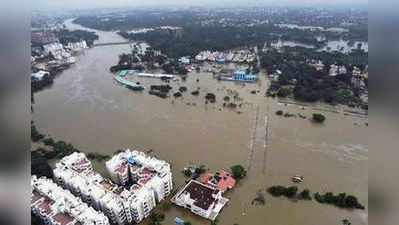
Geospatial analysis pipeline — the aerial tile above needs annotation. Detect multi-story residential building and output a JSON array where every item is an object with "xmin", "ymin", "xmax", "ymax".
[
  {"xmin": 171, "ymin": 180, "xmax": 229, "ymax": 221},
  {"xmin": 31, "ymin": 175, "xmax": 109, "ymax": 225},
  {"xmin": 53, "ymin": 152, "xmax": 157, "ymax": 224},
  {"xmin": 106, "ymin": 149, "xmax": 173, "ymax": 203}
]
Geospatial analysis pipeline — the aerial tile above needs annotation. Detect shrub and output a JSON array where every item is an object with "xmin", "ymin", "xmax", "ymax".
[
  {"xmin": 205, "ymin": 93, "xmax": 216, "ymax": 103},
  {"xmin": 191, "ymin": 90, "xmax": 199, "ymax": 96},
  {"xmin": 31, "ymin": 123, "xmax": 44, "ymax": 142},
  {"xmin": 313, "ymin": 192, "xmax": 365, "ymax": 209},
  {"xmin": 276, "ymin": 110, "xmax": 283, "ymax": 116},
  {"xmin": 312, "ymin": 113, "xmax": 326, "ymax": 123},
  {"xmin": 277, "ymin": 87, "xmax": 291, "ymax": 97},
  {"xmin": 267, "ymin": 185, "xmax": 298, "ymax": 198},
  {"xmin": 179, "ymin": 86, "xmax": 187, "ymax": 92},
  {"xmin": 43, "ymin": 137, "xmax": 55, "ymax": 146},
  {"xmin": 223, "ymin": 96, "xmax": 230, "ymax": 101},
  {"xmin": 231, "ymin": 165, "xmax": 247, "ymax": 179},
  {"xmin": 174, "ymin": 92, "xmax": 182, "ymax": 98},
  {"xmin": 300, "ymin": 189, "xmax": 312, "ymax": 200}
]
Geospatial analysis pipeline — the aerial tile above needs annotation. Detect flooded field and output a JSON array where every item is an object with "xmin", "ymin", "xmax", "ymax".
[{"xmin": 33, "ymin": 19, "xmax": 368, "ymax": 225}]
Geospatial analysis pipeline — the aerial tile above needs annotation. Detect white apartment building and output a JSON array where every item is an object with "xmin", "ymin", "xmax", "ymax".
[
  {"xmin": 31, "ymin": 175, "xmax": 109, "ymax": 225},
  {"xmin": 53, "ymin": 152, "xmax": 156, "ymax": 224},
  {"xmin": 106, "ymin": 149, "xmax": 173, "ymax": 203},
  {"xmin": 65, "ymin": 40, "xmax": 88, "ymax": 51},
  {"xmin": 171, "ymin": 180, "xmax": 229, "ymax": 221},
  {"xmin": 43, "ymin": 42, "xmax": 71, "ymax": 60}
]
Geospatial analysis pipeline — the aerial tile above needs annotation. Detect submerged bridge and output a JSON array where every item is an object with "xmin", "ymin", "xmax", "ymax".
[{"xmin": 93, "ymin": 41, "xmax": 134, "ymax": 47}]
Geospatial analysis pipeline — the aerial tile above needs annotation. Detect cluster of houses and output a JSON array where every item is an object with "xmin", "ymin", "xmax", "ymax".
[
  {"xmin": 195, "ymin": 50, "xmax": 256, "ymax": 63},
  {"xmin": 31, "ymin": 42, "xmax": 87, "ymax": 81}
]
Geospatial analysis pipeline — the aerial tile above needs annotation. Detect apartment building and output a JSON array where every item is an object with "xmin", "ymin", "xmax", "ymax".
[
  {"xmin": 53, "ymin": 152, "xmax": 156, "ymax": 224},
  {"xmin": 106, "ymin": 149, "xmax": 173, "ymax": 203},
  {"xmin": 31, "ymin": 175, "xmax": 109, "ymax": 225}
]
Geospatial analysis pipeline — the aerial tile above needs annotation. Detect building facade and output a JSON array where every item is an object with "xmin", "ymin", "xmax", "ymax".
[
  {"xmin": 31, "ymin": 175, "xmax": 109, "ymax": 225},
  {"xmin": 53, "ymin": 152, "xmax": 157, "ymax": 224},
  {"xmin": 106, "ymin": 149, "xmax": 173, "ymax": 203}
]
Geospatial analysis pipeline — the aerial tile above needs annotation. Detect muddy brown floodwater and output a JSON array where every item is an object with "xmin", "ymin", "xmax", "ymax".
[{"xmin": 33, "ymin": 19, "xmax": 368, "ymax": 225}]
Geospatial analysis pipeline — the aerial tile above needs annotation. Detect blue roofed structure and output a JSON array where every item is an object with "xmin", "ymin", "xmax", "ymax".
[
  {"xmin": 128, "ymin": 156, "xmax": 136, "ymax": 164},
  {"xmin": 174, "ymin": 217, "xmax": 185, "ymax": 225},
  {"xmin": 232, "ymin": 70, "xmax": 257, "ymax": 81}
]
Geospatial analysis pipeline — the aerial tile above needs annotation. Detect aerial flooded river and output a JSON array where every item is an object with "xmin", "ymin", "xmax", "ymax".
[{"xmin": 33, "ymin": 19, "xmax": 368, "ymax": 225}]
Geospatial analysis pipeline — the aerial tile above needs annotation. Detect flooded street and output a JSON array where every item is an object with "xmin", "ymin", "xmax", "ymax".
[{"xmin": 33, "ymin": 19, "xmax": 368, "ymax": 225}]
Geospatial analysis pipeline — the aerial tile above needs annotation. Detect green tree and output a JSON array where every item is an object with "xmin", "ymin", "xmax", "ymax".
[
  {"xmin": 300, "ymin": 189, "xmax": 312, "ymax": 200},
  {"xmin": 231, "ymin": 165, "xmax": 247, "ymax": 179},
  {"xmin": 312, "ymin": 113, "xmax": 326, "ymax": 123}
]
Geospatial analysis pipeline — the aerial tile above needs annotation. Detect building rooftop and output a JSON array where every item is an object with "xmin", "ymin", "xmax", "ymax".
[
  {"xmin": 53, "ymin": 212, "xmax": 74, "ymax": 225},
  {"xmin": 200, "ymin": 170, "xmax": 236, "ymax": 192},
  {"xmin": 180, "ymin": 180, "xmax": 219, "ymax": 211}
]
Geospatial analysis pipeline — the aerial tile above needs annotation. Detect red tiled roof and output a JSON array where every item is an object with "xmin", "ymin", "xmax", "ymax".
[
  {"xmin": 38, "ymin": 198, "xmax": 52, "ymax": 215},
  {"xmin": 53, "ymin": 212, "xmax": 74, "ymax": 225},
  {"xmin": 31, "ymin": 191, "xmax": 43, "ymax": 204},
  {"xmin": 138, "ymin": 177, "xmax": 151, "ymax": 185},
  {"xmin": 115, "ymin": 164, "xmax": 127, "ymax": 174},
  {"xmin": 200, "ymin": 170, "xmax": 236, "ymax": 191},
  {"xmin": 200, "ymin": 173, "xmax": 212, "ymax": 183},
  {"xmin": 139, "ymin": 168, "xmax": 155, "ymax": 175}
]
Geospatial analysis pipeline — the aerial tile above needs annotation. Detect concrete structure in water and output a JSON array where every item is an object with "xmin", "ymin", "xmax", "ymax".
[
  {"xmin": 53, "ymin": 152, "xmax": 162, "ymax": 225},
  {"xmin": 171, "ymin": 180, "xmax": 229, "ymax": 221},
  {"xmin": 31, "ymin": 175, "xmax": 110, "ymax": 225}
]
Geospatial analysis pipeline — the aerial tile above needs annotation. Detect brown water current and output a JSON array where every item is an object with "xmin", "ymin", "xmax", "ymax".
[{"xmin": 33, "ymin": 19, "xmax": 368, "ymax": 225}]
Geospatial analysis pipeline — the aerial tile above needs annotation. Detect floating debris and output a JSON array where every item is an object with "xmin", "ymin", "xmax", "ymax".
[{"xmin": 292, "ymin": 175, "xmax": 304, "ymax": 183}]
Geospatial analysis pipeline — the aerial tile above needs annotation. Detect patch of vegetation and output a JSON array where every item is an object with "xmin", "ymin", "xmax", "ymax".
[
  {"xmin": 174, "ymin": 92, "xmax": 182, "ymax": 98},
  {"xmin": 149, "ymin": 90, "xmax": 168, "ymax": 98},
  {"xmin": 205, "ymin": 93, "xmax": 216, "ymax": 103},
  {"xmin": 87, "ymin": 152, "xmax": 110, "ymax": 161},
  {"xmin": 231, "ymin": 165, "xmax": 247, "ymax": 179},
  {"xmin": 223, "ymin": 96, "xmax": 230, "ymax": 101},
  {"xmin": 312, "ymin": 113, "xmax": 326, "ymax": 123},
  {"xmin": 299, "ymin": 189, "xmax": 312, "ymax": 200},
  {"xmin": 160, "ymin": 201, "xmax": 172, "ymax": 211},
  {"xmin": 151, "ymin": 85, "xmax": 172, "ymax": 93},
  {"xmin": 191, "ymin": 90, "xmax": 200, "ymax": 96},
  {"xmin": 179, "ymin": 86, "xmax": 188, "ymax": 92},
  {"xmin": 267, "ymin": 185, "xmax": 298, "ymax": 198},
  {"xmin": 43, "ymin": 137, "xmax": 55, "ymax": 146},
  {"xmin": 314, "ymin": 192, "xmax": 365, "ymax": 209},
  {"xmin": 149, "ymin": 212, "xmax": 165, "ymax": 225},
  {"xmin": 31, "ymin": 149, "xmax": 53, "ymax": 178},
  {"xmin": 252, "ymin": 191, "xmax": 266, "ymax": 205},
  {"xmin": 31, "ymin": 121, "xmax": 44, "ymax": 142},
  {"xmin": 226, "ymin": 103, "xmax": 237, "ymax": 108},
  {"xmin": 277, "ymin": 87, "xmax": 292, "ymax": 97},
  {"xmin": 55, "ymin": 29, "xmax": 99, "ymax": 47}
]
